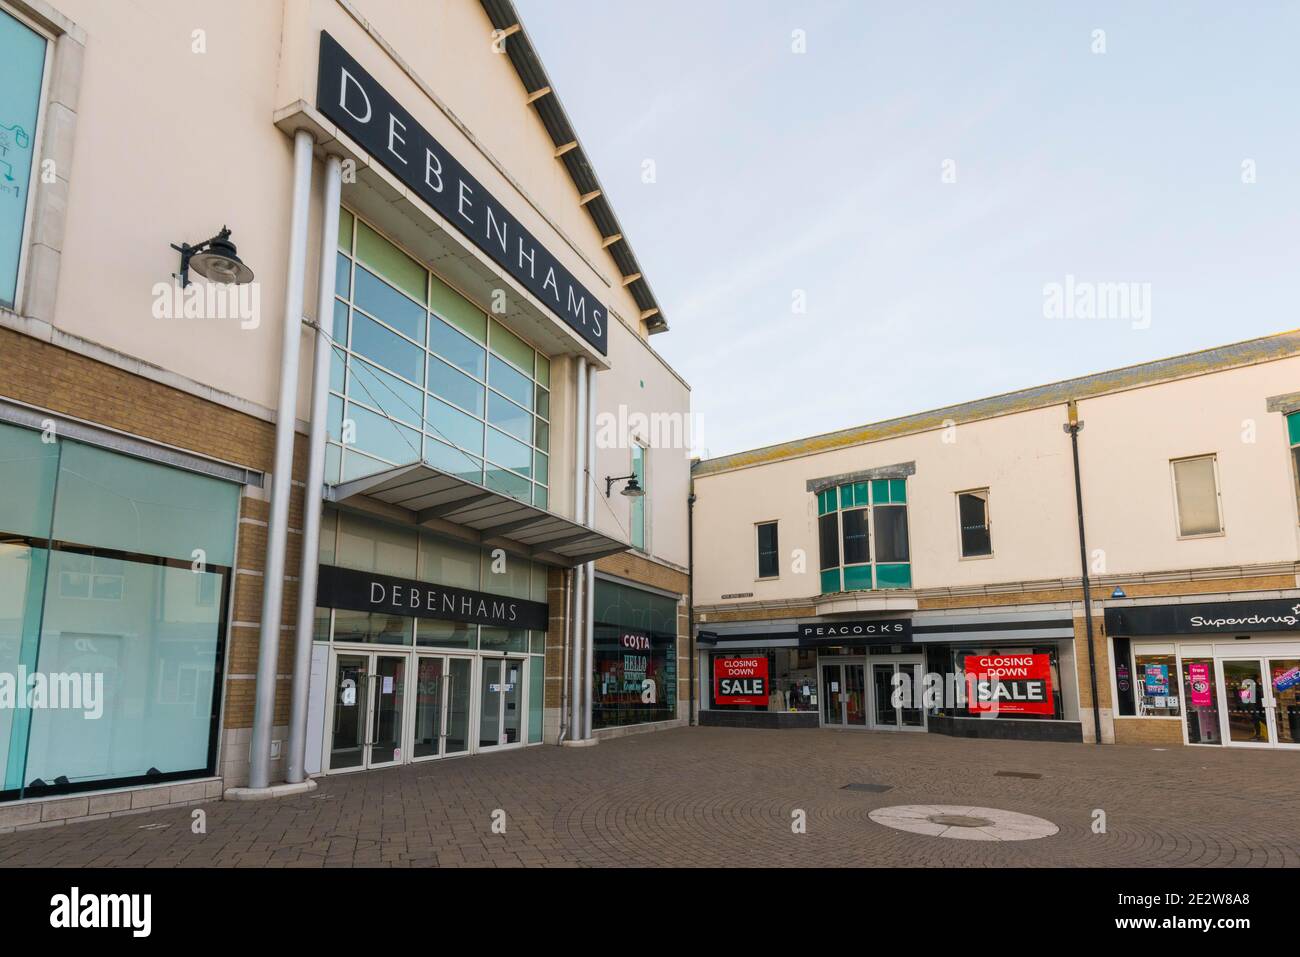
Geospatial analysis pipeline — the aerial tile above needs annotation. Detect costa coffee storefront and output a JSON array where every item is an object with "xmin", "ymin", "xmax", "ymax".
[
  {"xmin": 698, "ymin": 611, "xmax": 1082, "ymax": 740},
  {"xmin": 1107, "ymin": 598, "xmax": 1300, "ymax": 749}
]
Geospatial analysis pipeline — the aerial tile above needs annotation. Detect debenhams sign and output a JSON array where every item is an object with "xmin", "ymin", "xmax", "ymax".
[
  {"xmin": 317, "ymin": 565, "xmax": 548, "ymax": 631},
  {"xmin": 316, "ymin": 31, "xmax": 608, "ymax": 355}
]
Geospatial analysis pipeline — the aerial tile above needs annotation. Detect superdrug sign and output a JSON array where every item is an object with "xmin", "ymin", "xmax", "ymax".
[
  {"xmin": 1106, "ymin": 599, "xmax": 1300, "ymax": 637},
  {"xmin": 316, "ymin": 32, "xmax": 608, "ymax": 354},
  {"xmin": 316, "ymin": 564, "xmax": 548, "ymax": 631},
  {"xmin": 797, "ymin": 619, "xmax": 912, "ymax": 646}
]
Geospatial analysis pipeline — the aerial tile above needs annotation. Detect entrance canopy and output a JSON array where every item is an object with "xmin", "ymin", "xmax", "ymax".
[{"xmin": 327, "ymin": 462, "xmax": 629, "ymax": 568}]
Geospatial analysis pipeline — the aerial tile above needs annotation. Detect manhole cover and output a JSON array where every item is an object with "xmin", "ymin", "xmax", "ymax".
[
  {"xmin": 841, "ymin": 783, "xmax": 892, "ymax": 793},
  {"xmin": 994, "ymin": 770, "xmax": 1042, "ymax": 779},
  {"xmin": 928, "ymin": 814, "xmax": 994, "ymax": 828},
  {"xmin": 869, "ymin": 805, "xmax": 1058, "ymax": 841}
]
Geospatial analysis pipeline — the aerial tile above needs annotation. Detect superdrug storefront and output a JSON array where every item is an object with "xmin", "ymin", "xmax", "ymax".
[{"xmin": 1107, "ymin": 597, "xmax": 1300, "ymax": 749}]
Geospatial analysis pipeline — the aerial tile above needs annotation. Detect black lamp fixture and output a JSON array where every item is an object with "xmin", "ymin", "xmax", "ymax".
[
  {"xmin": 605, "ymin": 473, "xmax": 644, "ymax": 498},
  {"xmin": 171, "ymin": 226, "xmax": 255, "ymax": 287}
]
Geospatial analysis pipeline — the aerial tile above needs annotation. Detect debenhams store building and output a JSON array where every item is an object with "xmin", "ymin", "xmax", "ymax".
[{"xmin": 0, "ymin": 0, "xmax": 689, "ymax": 828}]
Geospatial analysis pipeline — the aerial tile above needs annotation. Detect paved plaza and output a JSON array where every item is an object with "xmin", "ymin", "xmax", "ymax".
[{"xmin": 2, "ymin": 727, "xmax": 1298, "ymax": 867}]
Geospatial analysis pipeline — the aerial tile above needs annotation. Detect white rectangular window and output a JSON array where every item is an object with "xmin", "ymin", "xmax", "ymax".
[
  {"xmin": 0, "ymin": 5, "xmax": 50, "ymax": 309},
  {"xmin": 1171, "ymin": 455, "xmax": 1223, "ymax": 537},
  {"xmin": 956, "ymin": 489, "xmax": 992, "ymax": 557},
  {"xmin": 756, "ymin": 521, "xmax": 778, "ymax": 578}
]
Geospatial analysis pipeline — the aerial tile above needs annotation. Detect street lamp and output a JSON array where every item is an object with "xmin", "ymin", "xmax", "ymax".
[
  {"xmin": 171, "ymin": 226, "xmax": 255, "ymax": 287},
  {"xmin": 605, "ymin": 474, "xmax": 644, "ymax": 498}
]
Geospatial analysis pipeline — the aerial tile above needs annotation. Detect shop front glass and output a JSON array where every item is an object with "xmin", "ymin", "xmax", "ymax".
[
  {"xmin": 592, "ymin": 579, "xmax": 678, "ymax": 728},
  {"xmin": 0, "ymin": 422, "xmax": 239, "ymax": 800}
]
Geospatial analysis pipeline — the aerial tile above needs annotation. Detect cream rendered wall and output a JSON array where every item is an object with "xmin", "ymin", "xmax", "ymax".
[{"xmin": 693, "ymin": 356, "xmax": 1300, "ymax": 605}]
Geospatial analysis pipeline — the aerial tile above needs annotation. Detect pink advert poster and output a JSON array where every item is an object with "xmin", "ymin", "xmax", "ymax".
[{"xmin": 1187, "ymin": 662, "xmax": 1212, "ymax": 707}]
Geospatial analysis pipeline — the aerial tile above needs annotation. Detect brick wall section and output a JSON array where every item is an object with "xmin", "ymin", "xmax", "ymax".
[{"xmin": 1114, "ymin": 716, "xmax": 1185, "ymax": 745}]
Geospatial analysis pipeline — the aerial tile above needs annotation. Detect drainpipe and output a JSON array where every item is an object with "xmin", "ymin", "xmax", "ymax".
[
  {"xmin": 688, "ymin": 489, "xmax": 696, "ymax": 726},
  {"xmin": 569, "ymin": 357, "xmax": 588, "ymax": 740},
  {"xmin": 249, "ymin": 128, "xmax": 315, "ymax": 790},
  {"xmin": 285, "ymin": 153, "xmax": 341, "ymax": 784},
  {"xmin": 1065, "ymin": 399, "xmax": 1103, "ymax": 745},
  {"xmin": 582, "ymin": 362, "xmax": 597, "ymax": 739},
  {"xmin": 557, "ymin": 566, "xmax": 572, "ymax": 744}
]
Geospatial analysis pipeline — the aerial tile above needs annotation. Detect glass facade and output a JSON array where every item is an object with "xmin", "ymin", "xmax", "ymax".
[
  {"xmin": 0, "ymin": 7, "xmax": 46, "ymax": 308},
  {"xmin": 328, "ymin": 209, "xmax": 551, "ymax": 509},
  {"xmin": 0, "ymin": 422, "xmax": 239, "ymax": 800},
  {"xmin": 591, "ymin": 579, "xmax": 678, "ymax": 728},
  {"xmin": 816, "ymin": 479, "xmax": 911, "ymax": 593}
]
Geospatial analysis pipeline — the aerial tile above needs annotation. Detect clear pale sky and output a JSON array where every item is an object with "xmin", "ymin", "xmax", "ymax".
[{"xmin": 516, "ymin": 0, "xmax": 1300, "ymax": 458}]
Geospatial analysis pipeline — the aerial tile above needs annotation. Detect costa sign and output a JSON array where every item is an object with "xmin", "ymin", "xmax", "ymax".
[
  {"xmin": 797, "ymin": 619, "xmax": 912, "ymax": 646},
  {"xmin": 714, "ymin": 656, "xmax": 769, "ymax": 706},
  {"xmin": 964, "ymin": 654, "xmax": 1054, "ymax": 715},
  {"xmin": 316, "ymin": 31, "xmax": 608, "ymax": 354}
]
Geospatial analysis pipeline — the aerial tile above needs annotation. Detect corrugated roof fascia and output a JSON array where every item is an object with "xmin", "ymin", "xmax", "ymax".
[
  {"xmin": 694, "ymin": 329, "xmax": 1300, "ymax": 477},
  {"xmin": 480, "ymin": 0, "xmax": 669, "ymax": 333}
]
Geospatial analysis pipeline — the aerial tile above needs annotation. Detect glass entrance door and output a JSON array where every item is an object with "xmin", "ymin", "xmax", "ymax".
[
  {"xmin": 412, "ymin": 654, "xmax": 473, "ymax": 760},
  {"xmin": 1219, "ymin": 659, "xmax": 1274, "ymax": 746},
  {"xmin": 870, "ymin": 659, "xmax": 926, "ymax": 731},
  {"xmin": 1268, "ymin": 659, "xmax": 1300, "ymax": 747},
  {"xmin": 478, "ymin": 657, "xmax": 525, "ymax": 749},
  {"xmin": 328, "ymin": 651, "xmax": 406, "ymax": 771},
  {"xmin": 819, "ymin": 662, "xmax": 866, "ymax": 726}
]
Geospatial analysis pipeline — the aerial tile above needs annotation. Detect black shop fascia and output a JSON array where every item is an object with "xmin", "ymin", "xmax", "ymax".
[{"xmin": 317, "ymin": 564, "xmax": 548, "ymax": 631}]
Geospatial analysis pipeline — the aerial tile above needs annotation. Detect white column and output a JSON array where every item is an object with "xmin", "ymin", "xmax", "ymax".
[
  {"xmin": 249, "ymin": 128, "xmax": 314, "ymax": 790},
  {"xmin": 582, "ymin": 362, "xmax": 598, "ymax": 738},
  {"xmin": 568, "ymin": 356, "xmax": 588, "ymax": 740},
  {"xmin": 286, "ymin": 153, "xmax": 341, "ymax": 784}
]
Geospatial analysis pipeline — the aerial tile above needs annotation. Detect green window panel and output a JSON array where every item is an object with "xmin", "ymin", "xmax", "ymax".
[
  {"xmin": 536, "ymin": 385, "xmax": 550, "ymax": 421},
  {"xmin": 430, "ymin": 274, "xmax": 486, "ymax": 342},
  {"xmin": 819, "ymin": 568, "xmax": 842, "ymax": 594},
  {"xmin": 488, "ymin": 354, "xmax": 533, "ymax": 409},
  {"xmin": 424, "ymin": 395, "xmax": 485, "ymax": 457},
  {"xmin": 490, "ymin": 319, "xmax": 536, "ymax": 376},
  {"xmin": 332, "ymin": 299, "xmax": 349, "ymax": 345},
  {"xmin": 871, "ymin": 479, "xmax": 889, "ymax": 504},
  {"xmin": 338, "ymin": 207, "xmax": 354, "ymax": 251},
  {"xmin": 817, "ymin": 489, "xmax": 837, "ymax": 515},
  {"xmin": 536, "ymin": 354, "xmax": 551, "ymax": 389},
  {"xmin": 631, "ymin": 444, "xmax": 646, "ymax": 550},
  {"xmin": 352, "ymin": 313, "xmax": 423, "ymax": 384},
  {"xmin": 423, "ymin": 437, "xmax": 483, "ymax": 485},
  {"xmin": 329, "ymin": 347, "xmax": 345, "ymax": 392},
  {"xmin": 487, "ymin": 390, "xmax": 532, "ymax": 442},
  {"xmin": 345, "ymin": 402, "xmax": 421, "ymax": 465},
  {"xmin": 1289, "ymin": 412, "xmax": 1300, "ymax": 447},
  {"xmin": 876, "ymin": 563, "xmax": 912, "ymax": 589},
  {"xmin": 342, "ymin": 449, "xmax": 388, "ymax": 482},
  {"xmin": 485, "ymin": 464, "xmax": 531, "ymax": 502},
  {"xmin": 842, "ymin": 564, "xmax": 873, "ymax": 591},
  {"xmin": 535, "ymin": 419, "xmax": 550, "ymax": 454},
  {"xmin": 354, "ymin": 266, "xmax": 426, "ymax": 342},
  {"xmin": 890, "ymin": 478, "xmax": 907, "ymax": 503},
  {"xmin": 428, "ymin": 354, "xmax": 485, "ymax": 416},
  {"xmin": 534, "ymin": 450, "xmax": 549, "ymax": 486},
  {"xmin": 347, "ymin": 356, "xmax": 423, "ymax": 427},
  {"xmin": 533, "ymin": 484, "xmax": 549, "ymax": 510},
  {"xmin": 355, "ymin": 221, "xmax": 426, "ymax": 304},
  {"xmin": 528, "ymin": 655, "xmax": 544, "ymax": 743},
  {"xmin": 486, "ymin": 427, "xmax": 532, "ymax": 479},
  {"xmin": 326, "ymin": 394, "xmax": 344, "ymax": 442},
  {"xmin": 0, "ymin": 421, "xmax": 59, "ymax": 537}
]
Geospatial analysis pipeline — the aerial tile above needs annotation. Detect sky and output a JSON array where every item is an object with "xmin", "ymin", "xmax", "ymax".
[{"xmin": 515, "ymin": 0, "xmax": 1300, "ymax": 459}]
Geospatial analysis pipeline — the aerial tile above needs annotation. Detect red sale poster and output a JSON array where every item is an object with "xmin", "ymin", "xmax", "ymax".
[
  {"xmin": 964, "ymin": 654, "xmax": 1054, "ymax": 715},
  {"xmin": 714, "ymin": 657, "xmax": 769, "ymax": 706}
]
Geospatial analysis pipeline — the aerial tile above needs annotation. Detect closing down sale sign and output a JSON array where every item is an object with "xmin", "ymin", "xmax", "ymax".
[
  {"xmin": 964, "ymin": 654, "xmax": 1054, "ymax": 715},
  {"xmin": 714, "ymin": 657, "xmax": 769, "ymax": 706}
]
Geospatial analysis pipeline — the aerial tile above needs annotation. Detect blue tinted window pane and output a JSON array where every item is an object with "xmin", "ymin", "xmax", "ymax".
[
  {"xmin": 533, "ymin": 485, "xmax": 548, "ymax": 510},
  {"xmin": 330, "ymin": 348, "xmax": 345, "ymax": 392},
  {"xmin": 485, "ymin": 465, "xmax": 530, "ymax": 501},
  {"xmin": 345, "ymin": 402, "xmax": 422, "ymax": 464},
  {"xmin": 489, "ymin": 355, "xmax": 532, "ymax": 409},
  {"xmin": 424, "ymin": 437, "xmax": 483, "ymax": 484},
  {"xmin": 335, "ymin": 253, "xmax": 351, "ymax": 299},
  {"xmin": 486, "ymin": 428, "xmax": 531, "ymax": 478},
  {"xmin": 428, "ymin": 355, "xmax": 485, "ymax": 416},
  {"xmin": 487, "ymin": 391, "xmax": 531, "ymax": 442},
  {"xmin": 346, "ymin": 357, "xmax": 422, "ymax": 426},
  {"xmin": 342, "ymin": 449, "xmax": 388, "ymax": 481},
  {"xmin": 425, "ymin": 395, "xmax": 485, "ymax": 456},
  {"xmin": 429, "ymin": 316, "xmax": 486, "ymax": 378},
  {"xmin": 352, "ymin": 313, "xmax": 423, "ymax": 383},
  {"xmin": 354, "ymin": 266, "xmax": 425, "ymax": 341},
  {"xmin": 534, "ymin": 450, "xmax": 549, "ymax": 486},
  {"xmin": 327, "ymin": 393, "xmax": 344, "ymax": 441},
  {"xmin": 0, "ymin": 10, "xmax": 46, "ymax": 307},
  {"xmin": 332, "ymin": 299, "xmax": 349, "ymax": 344}
]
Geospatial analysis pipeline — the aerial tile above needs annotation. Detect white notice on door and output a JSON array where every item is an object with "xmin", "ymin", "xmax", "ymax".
[
  {"xmin": 382, "ymin": 676, "xmax": 394, "ymax": 694},
  {"xmin": 831, "ymin": 681, "xmax": 839, "ymax": 693}
]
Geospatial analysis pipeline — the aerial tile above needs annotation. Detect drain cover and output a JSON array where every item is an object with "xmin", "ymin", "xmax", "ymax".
[
  {"xmin": 841, "ymin": 783, "xmax": 892, "ymax": 793},
  {"xmin": 994, "ymin": 770, "xmax": 1041, "ymax": 779},
  {"xmin": 928, "ymin": 814, "xmax": 994, "ymax": 828}
]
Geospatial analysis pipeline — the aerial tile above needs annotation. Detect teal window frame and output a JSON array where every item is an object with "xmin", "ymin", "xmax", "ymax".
[
  {"xmin": 1289, "ymin": 413, "xmax": 1300, "ymax": 521},
  {"xmin": 815, "ymin": 478, "xmax": 911, "ymax": 594}
]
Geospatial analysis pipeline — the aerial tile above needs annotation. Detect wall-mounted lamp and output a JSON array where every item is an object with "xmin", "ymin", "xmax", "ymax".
[
  {"xmin": 1111, "ymin": 586, "xmax": 1127, "ymax": 599},
  {"xmin": 605, "ymin": 474, "xmax": 644, "ymax": 498},
  {"xmin": 171, "ymin": 226, "xmax": 255, "ymax": 287}
]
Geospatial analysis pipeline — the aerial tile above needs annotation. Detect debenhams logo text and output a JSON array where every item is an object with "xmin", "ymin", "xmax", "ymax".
[
  {"xmin": 50, "ymin": 887, "xmax": 151, "ymax": 937},
  {"xmin": 370, "ymin": 581, "xmax": 520, "ymax": 623}
]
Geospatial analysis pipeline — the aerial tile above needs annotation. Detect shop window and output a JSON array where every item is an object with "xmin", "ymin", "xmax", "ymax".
[
  {"xmin": 480, "ymin": 626, "xmax": 529, "ymax": 654},
  {"xmin": 591, "ymin": 579, "xmax": 678, "ymax": 728},
  {"xmin": 0, "ymin": 423, "xmax": 239, "ymax": 800},
  {"xmin": 940, "ymin": 645, "xmax": 1063, "ymax": 720},
  {"xmin": 1171, "ymin": 455, "xmax": 1223, "ymax": 537},
  {"xmin": 337, "ymin": 510, "xmax": 417, "ymax": 578},
  {"xmin": 815, "ymin": 479, "xmax": 910, "ymax": 593},
  {"xmin": 1134, "ymin": 652, "xmax": 1179, "ymax": 717},
  {"xmin": 0, "ymin": 7, "xmax": 47, "ymax": 309},
  {"xmin": 1181, "ymin": 656, "xmax": 1221, "ymax": 744},
  {"xmin": 756, "ymin": 521, "xmax": 779, "ymax": 579},
  {"xmin": 333, "ymin": 610, "xmax": 413, "ymax": 645},
  {"xmin": 708, "ymin": 648, "xmax": 818, "ymax": 712},
  {"xmin": 414, "ymin": 619, "xmax": 476, "ymax": 650},
  {"xmin": 957, "ymin": 489, "xmax": 992, "ymax": 557}
]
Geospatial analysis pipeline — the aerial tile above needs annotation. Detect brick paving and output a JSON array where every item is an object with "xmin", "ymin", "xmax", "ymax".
[{"xmin": 2, "ymin": 727, "xmax": 1298, "ymax": 867}]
